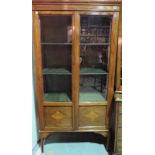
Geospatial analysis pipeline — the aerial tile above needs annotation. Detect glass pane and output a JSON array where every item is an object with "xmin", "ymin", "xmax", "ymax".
[
  {"xmin": 80, "ymin": 75, "xmax": 107, "ymax": 102},
  {"xmin": 41, "ymin": 16, "xmax": 72, "ymax": 43},
  {"xmin": 43, "ymin": 75, "xmax": 71, "ymax": 102},
  {"xmin": 80, "ymin": 15, "xmax": 112, "ymax": 102},
  {"xmin": 40, "ymin": 15, "xmax": 72, "ymax": 102}
]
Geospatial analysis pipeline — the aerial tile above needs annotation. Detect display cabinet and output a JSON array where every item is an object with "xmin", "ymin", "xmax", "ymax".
[{"xmin": 33, "ymin": 0, "xmax": 121, "ymax": 152}]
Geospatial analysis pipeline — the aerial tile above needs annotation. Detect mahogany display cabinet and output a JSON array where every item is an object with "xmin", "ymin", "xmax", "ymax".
[{"xmin": 32, "ymin": 0, "xmax": 122, "ymax": 152}]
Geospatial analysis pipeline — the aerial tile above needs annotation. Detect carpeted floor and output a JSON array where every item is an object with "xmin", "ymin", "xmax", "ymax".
[
  {"xmin": 40, "ymin": 132, "xmax": 109, "ymax": 155},
  {"xmin": 42, "ymin": 142, "xmax": 108, "ymax": 155}
]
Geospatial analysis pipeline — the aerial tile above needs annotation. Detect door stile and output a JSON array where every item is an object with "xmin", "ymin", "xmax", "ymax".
[
  {"xmin": 33, "ymin": 11, "xmax": 45, "ymax": 130},
  {"xmin": 72, "ymin": 11, "xmax": 80, "ymax": 130},
  {"xmin": 107, "ymin": 12, "xmax": 119, "ymax": 127}
]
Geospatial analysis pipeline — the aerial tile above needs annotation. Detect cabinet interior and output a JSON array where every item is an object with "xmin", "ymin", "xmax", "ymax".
[{"xmin": 40, "ymin": 14, "xmax": 112, "ymax": 103}]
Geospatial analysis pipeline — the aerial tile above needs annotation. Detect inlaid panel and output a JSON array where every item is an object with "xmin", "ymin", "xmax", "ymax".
[
  {"xmin": 45, "ymin": 107, "xmax": 72, "ymax": 128},
  {"xmin": 79, "ymin": 106, "xmax": 107, "ymax": 127}
]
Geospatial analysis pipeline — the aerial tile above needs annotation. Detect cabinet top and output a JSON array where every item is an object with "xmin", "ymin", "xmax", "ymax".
[{"xmin": 32, "ymin": 0, "xmax": 122, "ymax": 5}]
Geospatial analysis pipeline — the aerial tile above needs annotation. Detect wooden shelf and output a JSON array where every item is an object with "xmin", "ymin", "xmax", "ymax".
[
  {"xmin": 43, "ymin": 68, "xmax": 107, "ymax": 75},
  {"xmin": 44, "ymin": 93, "xmax": 71, "ymax": 102},
  {"xmin": 80, "ymin": 35, "xmax": 108, "ymax": 37},
  {"xmin": 43, "ymin": 68, "xmax": 71, "ymax": 75},
  {"xmin": 80, "ymin": 86, "xmax": 106, "ymax": 102},
  {"xmin": 81, "ymin": 26, "xmax": 110, "ymax": 28},
  {"xmin": 41, "ymin": 43, "xmax": 72, "ymax": 45},
  {"xmin": 42, "ymin": 42, "xmax": 109, "ymax": 46},
  {"xmin": 80, "ymin": 67, "xmax": 108, "ymax": 75},
  {"xmin": 80, "ymin": 43, "xmax": 109, "ymax": 46}
]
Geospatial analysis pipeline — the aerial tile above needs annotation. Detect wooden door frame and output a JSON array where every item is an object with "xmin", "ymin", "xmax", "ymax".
[
  {"xmin": 107, "ymin": 12, "xmax": 119, "ymax": 128},
  {"xmin": 33, "ymin": 11, "xmax": 45, "ymax": 130}
]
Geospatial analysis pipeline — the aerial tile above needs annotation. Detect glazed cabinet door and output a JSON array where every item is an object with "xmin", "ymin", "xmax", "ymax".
[
  {"xmin": 33, "ymin": 11, "xmax": 75, "ymax": 130},
  {"xmin": 77, "ymin": 12, "xmax": 119, "ymax": 131}
]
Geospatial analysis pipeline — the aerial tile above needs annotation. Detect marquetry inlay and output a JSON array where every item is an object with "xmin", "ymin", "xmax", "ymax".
[
  {"xmin": 51, "ymin": 111, "xmax": 65, "ymax": 121},
  {"xmin": 85, "ymin": 111, "xmax": 99, "ymax": 121}
]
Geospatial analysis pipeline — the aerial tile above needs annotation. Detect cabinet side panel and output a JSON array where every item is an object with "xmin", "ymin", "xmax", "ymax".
[
  {"xmin": 107, "ymin": 12, "xmax": 119, "ymax": 126},
  {"xmin": 33, "ymin": 11, "xmax": 45, "ymax": 130},
  {"xmin": 116, "ymin": 4, "xmax": 122, "ymax": 91}
]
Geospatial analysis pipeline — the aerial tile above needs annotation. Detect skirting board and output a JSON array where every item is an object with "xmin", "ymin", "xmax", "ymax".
[{"xmin": 32, "ymin": 144, "xmax": 41, "ymax": 155}]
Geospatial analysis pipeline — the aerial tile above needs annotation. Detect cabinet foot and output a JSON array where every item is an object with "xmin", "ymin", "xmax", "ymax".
[
  {"xmin": 39, "ymin": 132, "xmax": 49, "ymax": 153},
  {"xmin": 40, "ymin": 138, "xmax": 45, "ymax": 153},
  {"xmin": 106, "ymin": 134, "xmax": 110, "ymax": 150}
]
